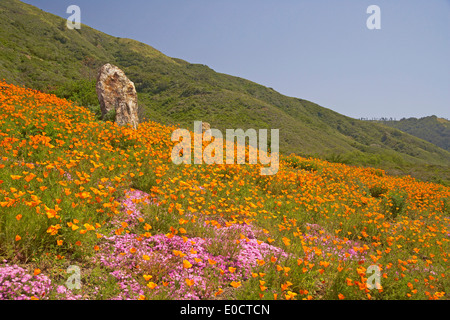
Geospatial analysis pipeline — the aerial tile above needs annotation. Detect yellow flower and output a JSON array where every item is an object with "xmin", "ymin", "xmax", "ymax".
[
  {"xmin": 183, "ymin": 260, "xmax": 192, "ymax": 269},
  {"xmin": 144, "ymin": 223, "xmax": 152, "ymax": 231},
  {"xmin": 84, "ymin": 223, "xmax": 95, "ymax": 231},
  {"xmin": 282, "ymin": 237, "xmax": 291, "ymax": 246},
  {"xmin": 46, "ymin": 224, "xmax": 61, "ymax": 236},
  {"xmin": 147, "ymin": 282, "xmax": 157, "ymax": 289},
  {"xmin": 143, "ymin": 274, "xmax": 152, "ymax": 281},
  {"xmin": 24, "ymin": 173, "xmax": 36, "ymax": 182},
  {"xmin": 173, "ymin": 250, "xmax": 186, "ymax": 257},
  {"xmin": 45, "ymin": 207, "xmax": 57, "ymax": 219},
  {"xmin": 208, "ymin": 259, "xmax": 217, "ymax": 265},
  {"xmin": 285, "ymin": 291, "xmax": 297, "ymax": 300},
  {"xmin": 185, "ymin": 279, "xmax": 195, "ymax": 287}
]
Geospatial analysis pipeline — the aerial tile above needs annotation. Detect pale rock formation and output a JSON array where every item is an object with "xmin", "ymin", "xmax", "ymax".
[{"xmin": 96, "ymin": 63, "xmax": 138, "ymax": 129}]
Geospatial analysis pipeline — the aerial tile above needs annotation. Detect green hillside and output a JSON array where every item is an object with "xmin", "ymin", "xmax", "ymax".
[
  {"xmin": 1, "ymin": 0, "xmax": 449, "ymax": 183},
  {"xmin": 376, "ymin": 116, "xmax": 450, "ymax": 152}
]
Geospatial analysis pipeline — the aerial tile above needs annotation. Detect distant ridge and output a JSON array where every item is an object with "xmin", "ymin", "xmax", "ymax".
[{"xmin": 371, "ymin": 116, "xmax": 450, "ymax": 152}]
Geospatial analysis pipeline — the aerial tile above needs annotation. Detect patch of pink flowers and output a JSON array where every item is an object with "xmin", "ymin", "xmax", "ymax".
[
  {"xmin": 93, "ymin": 189, "xmax": 290, "ymax": 299},
  {"xmin": 0, "ymin": 262, "xmax": 82, "ymax": 300}
]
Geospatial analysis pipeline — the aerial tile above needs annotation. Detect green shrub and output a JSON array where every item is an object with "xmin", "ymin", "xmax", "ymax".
[
  {"xmin": 325, "ymin": 153, "xmax": 348, "ymax": 164},
  {"xmin": 369, "ymin": 185, "xmax": 388, "ymax": 198},
  {"xmin": 130, "ymin": 168, "xmax": 157, "ymax": 193},
  {"xmin": 51, "ymin": 79, "xmax": 98, "ymax": 107},
  {"xmin": 383, "ymin": 190, "xmax": 408, "ymax": 219},
  {"xmin": 284, "ymin": 156, "xmax": 318, "ymax": 172},
  {"xmin": 85, "ymin": 104, "xmax": 102, "ymax": 121},
  {"xmin": 102, "ymin": 108, "xmax": 116, "ymax": 123}
]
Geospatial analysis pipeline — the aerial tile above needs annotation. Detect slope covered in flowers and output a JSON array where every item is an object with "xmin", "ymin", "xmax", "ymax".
[{"xmin": 0, "ymin": 82, "xmax": 449, "ymax": 300}]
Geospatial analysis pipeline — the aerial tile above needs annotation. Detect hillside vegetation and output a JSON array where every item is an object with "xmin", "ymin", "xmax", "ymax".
[
  {"xmin": 0, "ymin": 0, "xmax": 449, "ymax": 184},
  {"xmin": 0, "ymin": 82, "xmax": 449, "ymax": 300},
  {"xmin": 374, "ymin": 116, "xmax": 450, "ymax": 152}
]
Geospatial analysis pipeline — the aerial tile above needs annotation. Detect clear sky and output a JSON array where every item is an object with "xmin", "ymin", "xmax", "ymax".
[{"xmin": 22, "ymin": 0, "xmax": 450, "ymax": 119}]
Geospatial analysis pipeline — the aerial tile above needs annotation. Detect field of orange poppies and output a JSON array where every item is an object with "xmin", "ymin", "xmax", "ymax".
[{"xmin": 0, "ymin": 81, "xmax": 449, "ymax": 300}]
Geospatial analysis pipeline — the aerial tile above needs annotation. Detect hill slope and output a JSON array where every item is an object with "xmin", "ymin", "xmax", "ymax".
[
  {"xmin": 375, "ymin": 116, "xmax": 450, "ymax": 152},
  {"xmin": 1, "ymin": 0, "xmax": 449, "ymax": 183},
  {"xmin": 1, "ymin": 81, "xmax": 449, "ymax": 300}
]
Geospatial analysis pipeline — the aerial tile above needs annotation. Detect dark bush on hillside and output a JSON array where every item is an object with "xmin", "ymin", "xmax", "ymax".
[
  {"xmin": 383, "ymin": 190, "xmax": 408, "ymax": 219},
  {"xmin": 369, "ymin": 185, "xmax": 388, "ymax": 198},
  {"xmin": 51, "ymin": 79, "xmax": 98, "ymax": 108},
  {"xmin": 325, "ymin": 153, "xmax": 349, "ymax": 164},
  {"xmin": 130, "ymin": 167, "xmax": 157, "ymax": 193}
]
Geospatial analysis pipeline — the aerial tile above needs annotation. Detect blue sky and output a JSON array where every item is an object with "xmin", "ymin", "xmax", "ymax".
[{"xmin": 22, "ymin": 0, "xmax": 450, "ymax": 119}]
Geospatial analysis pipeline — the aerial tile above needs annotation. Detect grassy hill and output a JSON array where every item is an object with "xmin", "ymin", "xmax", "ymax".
[
  {"xmin": 1, "ymin": 0, "xmax": 449, "ymax": 184},
  {"xmin": 374, "ymin": 116, "xmax": 450, "ymax": 152}
]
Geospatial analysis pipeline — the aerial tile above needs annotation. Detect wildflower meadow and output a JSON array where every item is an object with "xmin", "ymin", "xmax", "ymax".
[{"xmin": 0, "ymin": 82, "xmax": 449, "ymax": 300}]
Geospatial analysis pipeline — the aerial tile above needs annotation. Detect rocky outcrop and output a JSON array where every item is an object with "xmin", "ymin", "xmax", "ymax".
[{"xmin": 96, "ymin": 63, "xmax": 138, "ymax": 129}]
